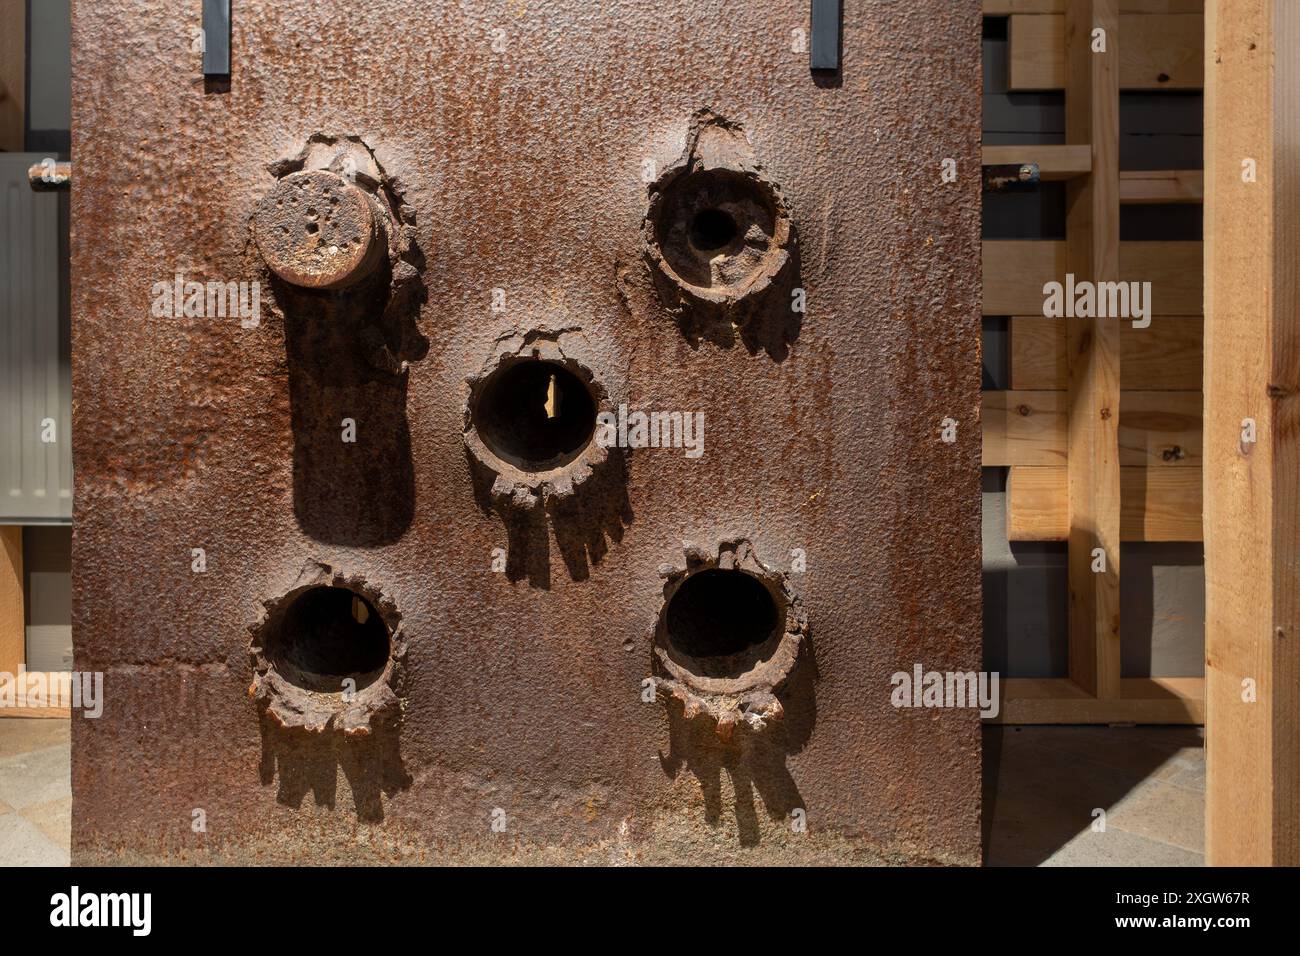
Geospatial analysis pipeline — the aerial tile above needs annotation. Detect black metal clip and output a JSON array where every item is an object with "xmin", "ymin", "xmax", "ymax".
[
  {"xmin": 203, "ymin": 0, "xmax": 231, "ymax": 76},
  {"xmin": 811, "ymin": 0, "xmax": 841, "ymax": 72}
]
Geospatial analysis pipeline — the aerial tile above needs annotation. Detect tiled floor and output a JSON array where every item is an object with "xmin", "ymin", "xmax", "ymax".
[
  {"xmin": 0, "ymin": 719, "xmax": 71, "ymax": 866},
  {"xmin": 0, "ymin": 719, "xmax": 1204, "ymax": 866}
]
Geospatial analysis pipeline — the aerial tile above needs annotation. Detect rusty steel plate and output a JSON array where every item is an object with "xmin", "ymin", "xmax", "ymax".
[{"xmin": 70, "ymin": 0, "xmax": 984, "ymax": 865}]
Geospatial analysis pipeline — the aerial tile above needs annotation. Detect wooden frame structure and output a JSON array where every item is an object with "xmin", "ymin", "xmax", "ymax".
[
  {"xmin": 0, "ymin": 527, "xmax": 70, "ymax": 719},
  {"xmin": 1203, "ymin": 0, "xmax": 1300, "ymax": 868},
  {"xmin": 983, "ymin": 0, "xmax": 1206, "ymax": 724}
]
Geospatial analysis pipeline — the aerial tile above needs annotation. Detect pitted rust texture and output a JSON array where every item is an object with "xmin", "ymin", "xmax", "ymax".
[
  {"xmin": 255, "ymin": 134, "xmax": 426, "ymax": 377},
  {"xmin": 254, "ymin": 170, "xmax": 383, "ymax": 290},
  {"xmin": 248, "ymin": 562, "xmax": 405, "ymax": 736},
  {"xmin": 71, "ymin": 0, "xmax": 984, "ymax": 865},
  {"xmin": 642, "ymin": 110, "xmax": 803, "ymax": 364},
  {"xmin": 652, "ymin": 539, "xmax": 806, "ymax": 742},
  {"xmin": 644, "ymin": 111, "xmax": 795, "ymax": 318}
]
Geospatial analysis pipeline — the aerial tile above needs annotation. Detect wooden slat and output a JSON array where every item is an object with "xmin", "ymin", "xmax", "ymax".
[
  {"xmin": 983, "ymin": 240, "xmax": 1202, "ymax": 315},
  {"xmin": 0, "ymin": 527, "xmax": 21, "ymax": 676},
  {"xmin": 994, "ymin": 677, "xmax": 1205, "ymax": 724},
  {"xmin": 983, "ymin": 240, "xmax": 1065, "ymax": 315},
  {"xmin": 985, "ymin": 1, "xmax": 1203, "ymax": 12},
  {"xmin": 982, "ymin": 144, "xmax": 1092, "ymax": 180},
  {"xmin": 1065, "ymin": 0, "xmax": 1122, "ymax": 701},
  {"xmin": 1120, "ymin": 389, "xmax": 1202, "ymax": 465},
  {"xmin": 1009, "ymin": 315, "xmax": 1202, "ymax": 390},
  {"xmin": 1124, "ymin": 241, "xmax": 1204, "ymax": 314},
  {"xmin": 983, "ymin": 390, "xmax": 1068, "ymax": 466},
  {"xmin": 983, "ymin": 390, "xmax": 1201, "ymax": 466},
  {"xmin": 1204, "ymin": 0, "xmax": 1300, "ymax": 866},
  {"xmin": 0, "ymin": 671, "xmax": 73, "ymax": 719},
  {"xmin": 1121, "ymin": 169, "xmax": 1204, "ymax": 203},
  {"xmin": 1007, "ymin": 465, "xmax": 1203, "ymax": 540},
  {"xmin": 1009, "ymin": 13, "xmax": 1204, "ymax": 90}
]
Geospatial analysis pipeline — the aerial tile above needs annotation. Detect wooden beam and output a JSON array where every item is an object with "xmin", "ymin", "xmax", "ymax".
[
  {"xmin": 0, "ymin": 671, "xmax": 73, "ymax": 719},
  {"xmin": 1120, "ymin": 169, "xmax": 1204, "ymax": 204},
  {"xmin": 985, "ymin": 1, "xmax": 1203, "ymax": 12},
  {"xmin": 983, "ymin": 390, "xmax": 1068, "ymax": 466},
  {"xmin": 1119, "ymin": 389, "xmax": 1202, "ymax": 466},
  {"xmin": 1204, "ymin": 0, "xmax": 1300, "ymax": 867},
  {"xmin": 1009, "ymin": 13, "xmax": 1204, "ymax": 90},
  {"xmin": 1007, "ymin": 465, "xmax": 1203, "ymax": 540},
  {"xmin": 1065, "ymin": 0, "xmax": 1122, "ymax": 701},
  {"xmin": 995, "ymin": 677, "xmax": 1204, "ymax": 724},
  {"xmin": 983, "ymin": 240, "xmax": 1203, "ymax": 315},
  {"xmin": 1009, "ymin": 314, "xmax": 1202, "ymax": 390},
  {"xmin": 0, "ymin": 527, "xmax": 21, "ymax": 677},
  {"xmin": 983, "ymin": 390, "xmax": 1201, "ymax": 466},
  {"xmin": 982, "ymin": 144, "xmax": 1092, "ymax": 180}
]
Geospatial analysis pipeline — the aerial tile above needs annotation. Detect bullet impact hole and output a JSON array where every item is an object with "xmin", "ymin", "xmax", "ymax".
[
  {"xmin": 690, "ymin": 208, "xmax": 739, "ymax": 252},
  {"xmin": 666, "ymin": 569, "xmax": 779, "ymax": 660},
  {"xmin": 475, "ymin": 360, "xmax": 597, "ymax": 471},
  {"xmin": 265, "ymin": 586, "xmax": 390, "ymax": 694}
]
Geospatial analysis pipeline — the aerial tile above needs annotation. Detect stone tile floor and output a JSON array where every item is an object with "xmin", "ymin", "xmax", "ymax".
[
  {"xmin": 0, "ymin": 719, "xmax": 1204, "ymax": 866},
  {"xmin": 984, "ymin": 724, "xmax": 1205, "ymax": 866},
  {"xmin": 0, "ymin": 719, "xmax": 70, "ymax": 866}
]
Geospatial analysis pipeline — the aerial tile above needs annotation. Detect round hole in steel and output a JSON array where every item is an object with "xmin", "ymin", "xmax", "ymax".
[
  {"xmin": 690, "ymin": 208, "xmax": 739, "ymax": 252},
  {"xmin": 475, "ymin": 360, "xmax": 598, "ymax": 472},
  {"xmin": 266, "ymin": 587, "xmax": 390, "ymax": 694},
  {"xmin": 665, "ymin": 569, "xmax": 779, "ymax": 660}
]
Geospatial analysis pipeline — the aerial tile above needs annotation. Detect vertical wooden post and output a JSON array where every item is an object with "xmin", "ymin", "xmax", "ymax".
[
  {"xmin": 0, "ymin": 527, "xmax": 23, "ymax": 676},
  {"xmin": 1205, "ymin": 0, "xmax": 1300, "ymax": 866},
  {"xmin": 1065, "ymin": 0, "xmax": 1122, "ymax": 699}
]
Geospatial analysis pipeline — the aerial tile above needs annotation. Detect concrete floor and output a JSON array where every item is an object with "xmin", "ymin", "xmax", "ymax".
[
  {"xmin": 0, "ymin": 718, "xmax": 70, "ymax": 865},
  {"xmin": 0, "ymin": 719, "xmax": 1203, "ymax": 866},
  {"xmin": 984, "ymin": 724, "xmax": 1205, "ymax": 865}
]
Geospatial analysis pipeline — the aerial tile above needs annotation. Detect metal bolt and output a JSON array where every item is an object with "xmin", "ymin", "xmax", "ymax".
[
  {"xmin": 28, "ymin": 160, "xmax": 71, "ymax": 191},
  {"xmin": 253, "ymin": 170, "xmax": 381, "ymax": 290}
]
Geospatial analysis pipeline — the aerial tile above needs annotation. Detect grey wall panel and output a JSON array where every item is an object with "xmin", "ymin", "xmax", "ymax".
[
  {"xmin": 1, "ymin": 153, "xmax": 71, "ymax": 522},
  {"xmin": 24, "ymin": 525, "xmax": 72, "ymax": 670}
]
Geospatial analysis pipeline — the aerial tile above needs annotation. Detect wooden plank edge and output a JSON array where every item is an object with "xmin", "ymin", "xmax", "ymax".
[
  {"xmin": 1121, "ymin": 169, "xmax": 1204, "ymax": 203},
  {"xmin": 983, "ymin": 144, "xmax": 1092, "ymax": 180},
  {"xmin": 994, "ymin": 677, "xmax": 1205, "ymax": 724}
]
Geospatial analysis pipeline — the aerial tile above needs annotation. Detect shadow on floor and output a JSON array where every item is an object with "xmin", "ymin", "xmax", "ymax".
[{"xmin": 984, "ymin": 724, "xmax": 1205, "ymax": 866}]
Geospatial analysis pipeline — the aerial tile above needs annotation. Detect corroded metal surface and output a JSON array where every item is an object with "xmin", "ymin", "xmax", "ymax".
[
  {"xmin": 71, "ymin": 0, "xmax": 984, "ymax": 864},
  {"xmin": 253, "ymin": 170, "xmax": 382, "ymax": 290}
]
